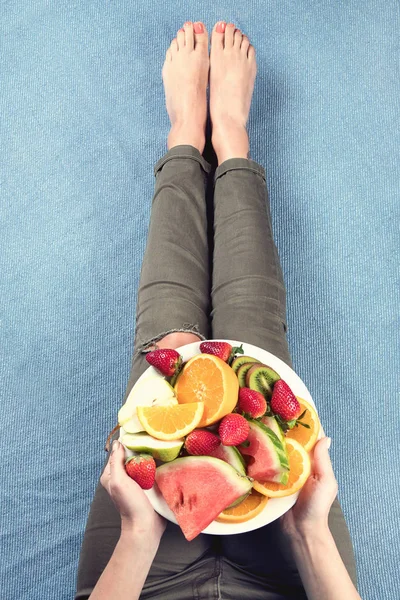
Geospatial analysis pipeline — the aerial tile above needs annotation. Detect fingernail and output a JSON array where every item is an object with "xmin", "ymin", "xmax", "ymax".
[
  {"xmin": 216, "ymin": 21, "xmax": 226, "ymax": 34},
  {"xmin": 112, "ymin": 440, "xmax": 120, "ymax": 452},
  {"xmin": 326, "ymin": 437, "xmax": 332, "ymax": 450},
  {"xmin": 194, "ymin": 22, "xmax": 204, "ymax": 34}
]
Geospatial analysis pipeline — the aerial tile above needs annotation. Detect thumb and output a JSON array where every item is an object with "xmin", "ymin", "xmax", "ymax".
[
  {"xmin": 110, "ymin": 440, "xmax": 127, "ymax": 480},
  {"xmin": 312, "ymin": 437, "xmax": 335, "ymax": 482}
]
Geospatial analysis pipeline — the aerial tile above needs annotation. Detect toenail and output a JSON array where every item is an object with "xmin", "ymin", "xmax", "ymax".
[
  {"xmin": 216, "ymin": 21, "xmax": 226, "ymax": 33},
  {"xmin": 193, "ymin": 22, "xmax": 204, "ymax": 34},
  {"xmin": 227, "ymin": 23, "xmax": 235, "ymax": 27},
  {"xmin": 185, "ymin": 21, "xmax": 192, "ymax": 26}
]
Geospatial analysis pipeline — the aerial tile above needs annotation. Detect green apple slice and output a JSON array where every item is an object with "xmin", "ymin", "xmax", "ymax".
[
  {"xmin": 121, "ymin": 433, "xmax": 184, "ymax": 462},
  {"xmin": 118, "ymin": 377, "xmax": 177, "ymax": 431}
]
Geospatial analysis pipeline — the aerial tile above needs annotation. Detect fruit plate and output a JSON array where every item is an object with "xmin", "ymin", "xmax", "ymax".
[{"xmin": 119, "ymin": 339, "xmax": 323, "ymax": 536}]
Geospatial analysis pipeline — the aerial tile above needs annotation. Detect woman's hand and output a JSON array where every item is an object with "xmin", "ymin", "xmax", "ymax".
[
  {"xmin": 281, "ymin": 436, "xmax": 338, "ymax": 538},
  {"xmin": 100, "ymin": 440, "xmax": 166, "ymax": 541}
]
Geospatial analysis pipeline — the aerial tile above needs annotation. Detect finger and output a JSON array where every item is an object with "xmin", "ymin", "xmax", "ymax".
[
  {"xmin": 110, "ymin": 440, "xmax": 127, "ymax": 483},
  {"xmin": 100, "ymin": 460, "xmax": 111, "ymax": 492},
  {"xmin": 312, "ymin": 437, "xmax": 336, "ymax": 482}
]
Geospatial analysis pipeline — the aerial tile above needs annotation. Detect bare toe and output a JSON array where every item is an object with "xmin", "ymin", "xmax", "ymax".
[
  {"xmin": 241, "ymin": 35, "xmax": 250, "ymax": 55},
  {"xmin": 169, "ymin": 38, "xmax": 178, "ymax": 55},
  {"xmin": 176, "ymin": 28, "xmax": 185, "ymax": 50},
  {"xmin": 211, "ymin": 21, "xmax": 226, "ymax": 49},
  {"xmin": 193, "ymin": 22, "xmax": 207, "ymax": 47},
  {"xmin": 224, "ymin": 23, "xmax": 235, "ymax": 48},
  {"xmin": 234, "ymin": 29, "xmax": 242, "ymax": 49},
  {"xmin": 183, "ymin": 22, "xmax": 194, "ymax": 50}
]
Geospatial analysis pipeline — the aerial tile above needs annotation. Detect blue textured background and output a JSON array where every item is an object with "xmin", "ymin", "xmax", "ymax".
[{"xmin": 1, "ymin": 2, "xmax": 399, "ymax": 599}]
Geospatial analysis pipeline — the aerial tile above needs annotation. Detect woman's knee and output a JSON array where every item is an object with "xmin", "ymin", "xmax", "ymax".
[{"xmin": 155, "ymin": 331, "xmax": 202, "ymax": 350}]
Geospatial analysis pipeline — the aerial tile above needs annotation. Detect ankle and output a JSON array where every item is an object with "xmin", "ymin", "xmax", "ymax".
[
  {"xmin": 168, "ymin": 122, "xmax": 206, "ymax": 155},
  {"xmin": 211, "ymin": 118, "xmax": 250, "ymax": 165}
]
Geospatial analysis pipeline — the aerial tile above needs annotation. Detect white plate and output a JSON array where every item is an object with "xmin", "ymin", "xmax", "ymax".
[{"xmin": 119, "ymin": 339, "xmax": 322, "ymax": 536}]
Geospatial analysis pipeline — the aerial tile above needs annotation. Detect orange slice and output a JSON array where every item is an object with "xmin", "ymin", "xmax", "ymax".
[
  {"xmin": 136, "ymin": 402, "xmax": 204, "ymax": 441},
  {"xmin": 285, "ymin": 397, "xmax": 321, "ymax": 451},
  {"xmin": 253, "ymin": 439, "xmax": 311, "ymax": 498},
  {"xmin": 216, "ymin": 489, "xmax": 269, "ymax": 523},
  {"xmin": 174, "ymin": 354, "xmax": 239, "ymax": 427}
]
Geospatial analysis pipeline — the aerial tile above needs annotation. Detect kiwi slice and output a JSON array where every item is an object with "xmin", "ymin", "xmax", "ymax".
[
  {"xmin": 246, "ymin": 365, "xmax": 281, "ymax": 398},
  {"xmin": 237, "ymin": 362, "xmax": 265, "ymax": 388},
  {"xmin": 231, "ymin": 355, "xmax": 259, "ymax": 374}
]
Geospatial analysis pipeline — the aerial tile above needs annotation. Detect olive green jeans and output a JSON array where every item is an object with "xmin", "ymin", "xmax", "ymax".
[{"xmin": 75, "ymin": 145, "xmax": 357, "ymax": 599}]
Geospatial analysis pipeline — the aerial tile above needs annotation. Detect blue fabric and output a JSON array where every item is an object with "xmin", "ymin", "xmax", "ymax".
[{"xmin": 1, "ymin": 2, "xmax": 398, "ymax": 599}]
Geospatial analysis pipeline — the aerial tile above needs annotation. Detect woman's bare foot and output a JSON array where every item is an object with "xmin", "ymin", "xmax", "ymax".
[
  {"xmin": 210, "ymin": 22, "xmax": 257, "ymax": 165},
  {"xmin": 162, "ymin": 22, "xmax": 209, "ymax": 154}
]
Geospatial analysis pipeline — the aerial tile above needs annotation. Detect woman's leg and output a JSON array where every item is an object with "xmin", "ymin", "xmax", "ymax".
[
  {"xmin": 75, "ymin": 22, "xmax": 220, "ymax": 600},
  {"xmin": 208, "ymin": 22, "xmax": 357, "ymax": 597}
]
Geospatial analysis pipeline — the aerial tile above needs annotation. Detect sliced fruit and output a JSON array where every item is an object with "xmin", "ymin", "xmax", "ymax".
[
  {"xmin": 261, "ymin": 415, "xmax": 285, "ymax": 445},
  {"xmin": 216, "ymin": 489, "xmax": 269, "ymax": 523},
  {"xmin": 236, "ymin": 362, "xmax": 258, "ymax": 388},
  {"xmin": 285, "ymin": 397, "xmax": 320, "ymax": 451},
  {"xmin": 136, "ymin": 402, "xmax": 204, "ymax": 441},
  {"xmin": 239, "ymin": 419, "xmax": 289, "ymax": 484},
  {"xmin": 174, "ymin": 354, "xmax": 239, "ymax": 427},
  {"xmin": 246, "ymin": 364, "xmax": 281, "ymax": 398},
  {"xmin": 231, "ymin": 355, "xmax": 259, "ymax": 374},
  {"xmin": 210, "ymin": 444, "xmax": 248, "ymax": 508},
  {"xmin": 121, "ymin": 432, "xmax": 184, "ymax": 462},
  {"xmin": 210, "ymin": 444, "xmax": 246, "ymax": 475},
  {"xmin": 155, "ymin": 456, "xmax": 252, "ymax": 541},
  {"xmin": 118, "ymin": 377, "xmax": 177, "ymax": 430},
  {"xmin": 253, "ymin": 438, "xmax": 311, "ymax": 498}
]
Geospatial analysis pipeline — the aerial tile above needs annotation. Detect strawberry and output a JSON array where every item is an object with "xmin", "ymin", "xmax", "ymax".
[
  {"xmin": 270, "ymin": 380, "xmax": 301, "ymax": 422},
  {"xmin": 145, "ymin": 348, "xmax": 182, "ymax": 377},
  {"xmin": 200, "ymin": 341, "xmax": 233, "ymax": 362},
  {"xmin": 219, "ymin": 413, "xmax": 250, "ymax": 446},
  {"xmin": 238, "ymin": 388, "xmax": 267, "ymax": 418},
  {"xmin": 125, "ymin": 454, "xmax": 156, "ymax": 490},
  {"xmin": 199, "ymin": 341, "xmax": 244, "ymax": 365},
  {"xmin": 184, "ymin": 430, "xmax": 221, "ymax": 455}
]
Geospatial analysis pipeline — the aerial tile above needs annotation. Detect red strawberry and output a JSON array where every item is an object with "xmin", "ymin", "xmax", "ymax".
[
  {"xmin": 125, "ymin": 454, "xmax": 156, "ymax": 490},
  {"xmin": 184, "ymin": 430, "xmax": 221, "ymax": 455},
  {"xmin": 145, "ymin": 348, "xmax": 182, "ymax": 377},
  {"xmin": 200, "ymin": 341, "xmax": 233, "ymax": 362},
  {"xmin": 238, "ymin": 388, "xmax": 267, "ymax": 418},
  {"xmin": 270, "ymin": 380, "xmax": 301, "ymax": 422},
  {"xmin": 219, "ymin": 413, "xmax": 250, "ymax": 446}
]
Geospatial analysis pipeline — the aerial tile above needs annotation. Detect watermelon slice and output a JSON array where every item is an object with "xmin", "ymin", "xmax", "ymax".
[
  {"xmin": 209, "ymin": 444, "xmax": 249, "ymax": 508},
  {"xmin": 239, "ymin": 419, "xmax": 289, "ymax": 484},
  {"xmin": 155, "ymin": 456, "xmax": 252, "ymax": 541},
  {"xmin": 261, "ymin": 415, "xmax": 285, "ymax": 445},
  {"xmin": 210, "ymin": 444, "xmax": 246, "ymax": 474}
]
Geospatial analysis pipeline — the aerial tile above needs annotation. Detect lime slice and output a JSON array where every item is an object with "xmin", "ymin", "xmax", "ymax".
[
  {"xmin": 121, "ymin": 433, "xmax": 184, "ymax": 462},
  {"xmin": 118, "ymin": 377, "xmax": 176, "ymax": 430}
]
